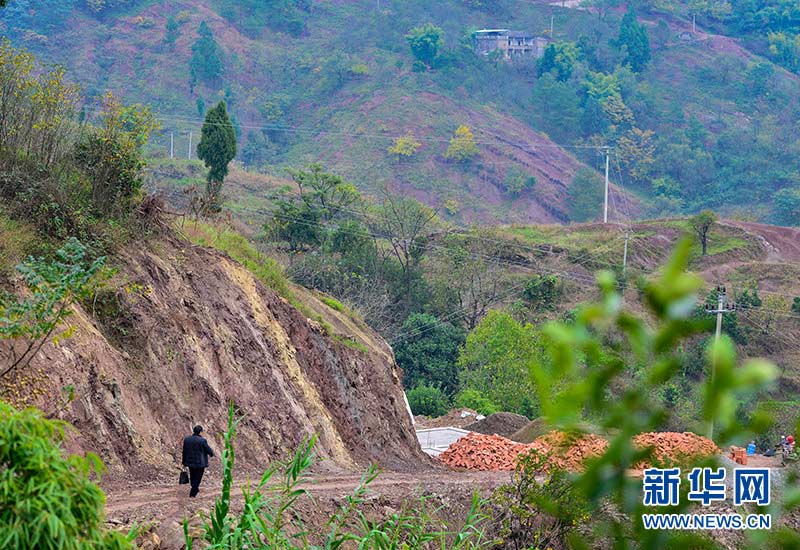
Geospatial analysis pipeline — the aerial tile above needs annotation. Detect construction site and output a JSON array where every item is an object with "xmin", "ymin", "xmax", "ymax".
[{"xmin": 415, "ymin": 409, "xmax": 744, "ymax": 473}]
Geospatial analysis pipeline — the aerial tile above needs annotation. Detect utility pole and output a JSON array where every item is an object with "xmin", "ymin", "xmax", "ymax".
[
  {"xmin": 622, "ymin": 232, "xmax": 630, "ymax": 276},
  {"xmin": 188, "ymin": 131, "xmax": 193, "ymax": 159},
  {"xmin": 603, "ymin": 148, "xmax": 610, "ymax": 224},
  {"xmin": 705, "ymin": 285, "xmax": 736, "ymax": 441},
  {"xmin": 550, "ymin": 15, "xmax": 554, "ymax": 36},
  {"xmin": 169, "ymin": 131, "xmax": 174, "ymax": 159}
]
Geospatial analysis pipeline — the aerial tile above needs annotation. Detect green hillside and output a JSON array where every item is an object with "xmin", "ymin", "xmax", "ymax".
[{"xmin": 2, "ymin": 0, "xmax": 799, "ymax": 226}]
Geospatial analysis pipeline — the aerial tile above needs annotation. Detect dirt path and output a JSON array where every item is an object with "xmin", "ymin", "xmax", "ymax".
[
  {"xmin": 105, "ymin": 470, "xmax": 506, "ymax": 516},
  {"xmin": 726, "ymin": 222, "xmax": 800, "ymax": 263},
  {"xmin": 105, "ymin": 470, "xmax": 508, "ymax": 548}
]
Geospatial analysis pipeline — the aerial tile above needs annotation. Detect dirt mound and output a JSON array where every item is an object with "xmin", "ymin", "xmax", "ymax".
[
  {"xmin": 510, "ymin": 418, "xmax": 553, "ymax": 443},
  {"xmin": 415, "ymin": 409, "xmax": 482, "ymax": 429},
  {"xmin": 523, "ymin": 431, "xmax": 609, "ymax": 471},
  {"xmin": 464, "ymin": 412, "xmax": 530, "ymax": 438},
  {"xmin": 437, "ymin": 430, "xmax": 608, "ymax": 472},
  {"xmin": 633, "ymin": 432, "xmax": 719, "ymax": 468},
  {"xmin": 2, "ymin": 232, "xmax": 428, "ymax": 480}
]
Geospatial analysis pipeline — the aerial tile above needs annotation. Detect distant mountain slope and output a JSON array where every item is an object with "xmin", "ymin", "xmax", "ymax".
[{"xmin": 3, "ymin": 0, "xmax": 798, "ymax": 224}]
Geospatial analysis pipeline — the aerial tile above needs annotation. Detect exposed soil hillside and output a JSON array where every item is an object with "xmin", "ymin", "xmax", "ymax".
[{"xmin": 1, "ymin": 231, "xmax": 428, "ymax": 481}]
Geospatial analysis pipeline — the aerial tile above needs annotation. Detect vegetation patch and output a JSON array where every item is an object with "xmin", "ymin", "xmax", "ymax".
[{"xmin": 182, "ymin": 221, "xmax": 292, "ymax": 299}]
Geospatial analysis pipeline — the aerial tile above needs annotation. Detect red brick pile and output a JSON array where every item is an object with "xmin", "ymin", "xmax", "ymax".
[
  {"xmin": 633, "ymin": 432, "xmax": 719, "ymax": 468},
  {"xmin": 437, "ymin": 433, "xmax": 529, "ymax": 471},
  {"xmin": 524, "ymin": 431, "xmax": 609, "ymax": 471},
  {"xmin": 437, "ymin": 431, "xmax": 608, "ymax": 472}
]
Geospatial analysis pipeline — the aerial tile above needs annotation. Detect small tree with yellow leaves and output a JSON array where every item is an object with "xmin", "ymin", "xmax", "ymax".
[
  {"xmin": 387, "ymin": 133, "xmax": 421, "ymax": 162},
  {"xmin": 444, "ymin": 125, "xmax": 479, "ymax": 163}
]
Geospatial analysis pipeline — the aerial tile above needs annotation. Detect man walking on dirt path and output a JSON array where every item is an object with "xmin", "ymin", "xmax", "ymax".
[{"xmin": 182, "ymin": 425, "xmax": 214, "ymax": 497}]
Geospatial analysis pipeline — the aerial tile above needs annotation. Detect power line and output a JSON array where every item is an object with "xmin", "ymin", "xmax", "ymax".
[{"xmin": 88, "ymin": 108, "xmax": 613, "ymax": 151}]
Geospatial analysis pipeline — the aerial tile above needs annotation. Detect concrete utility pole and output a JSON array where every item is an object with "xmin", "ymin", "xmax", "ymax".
[
  {"xmin": 550, "ymin": 15, "xmax": 554, "ymax": 36},
  {"xmin": 622, "ymin": 232, "xmax": 630, "ymax": 275},
  {"xmin": 188, "ymin": 131, "xmax": 193, "ymax": 159},
  {"xmin": 603, "ymin": 148, "xmax": 610, "ymax": 224},
  {"xmin": 705, "ymin": 285, "xmax": 736, "ymax": 441},
  {"xmin": 170, "ymin": 131, "xmax": 174, "ymax": 159}
]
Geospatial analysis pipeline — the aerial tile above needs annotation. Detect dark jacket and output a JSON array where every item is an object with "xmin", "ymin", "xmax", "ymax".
[{"xmin": 182, "ymin": 434, "xmax": 214, "ymax": 468}]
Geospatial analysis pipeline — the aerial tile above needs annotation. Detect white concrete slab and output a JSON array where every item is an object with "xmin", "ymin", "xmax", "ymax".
[{"xmin": 416, "ymin": 427, "xmax": 470, "ymax": 457}]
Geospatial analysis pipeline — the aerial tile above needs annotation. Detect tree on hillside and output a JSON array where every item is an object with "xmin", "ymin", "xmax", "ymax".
[
  {"xmin": 768, "ymin": 32, "xmax": 800, "ymax": 73},
  {"xmin": 537, "ymin": 42, "xmax": 580, "ymax": 81},
  {"xmin": 584, "ymin": 0, "xmax": 624, "ymax": 20},
  {"xmin": 197, "ymin": 101, "xmax": 237, "ymax": 212},
  {"xmin": 457, "ymin": 310, "xmax": 541, "ymax": 416},
  {"xmin": 503, "ymin": 166, "xmax": 536, "ymax": 197},
  {"xmin": 429, "ymin": 231, "xmax": 508, "ymax": 330},
  {"xmin": 689, "ymin": 210, "xmax": 718, "ymax": 255},
  {"xmin": 616, "ymin": 127, "xmax": 656, "ymax": 182},
  {"xmin": 387, "ymin": 133, "xmax": 422, "ymax": 162},
  {"xmin": 288, "ymin": 163, "xmax": 361, "ymax": 221},
  {"xmin": 615, "ymin": 8, "xmax": 651, "ymax": 72},
  {"xmin": 394, "ymin": 313, "xmax": 465, "ymax": 396},
  {"xmin": 444, "ymin": 125, "xmax": 479, "ymax": 162},
  {"xmin": 686, "ymin": 0, "xmax": 732, "ymax": 29},
  {"xmin": 405, "ymin": 23, "xmax": 444, "ymax": 69},
  {"xmin": 372, "ymin": 194, "xmax": 438, "ymax": 313},
  {"xmin": 163, "ymin": 15, "xmax": 180, "ymax": 48},
  {"xmin": 567, "ymin": 168, "xmax": 604, "ymax": 222},
  {"xmin": 74, "ymin": 92, "xmax": 158, "ymax": 216},
  {"xmin": 190, "ymin": 21, "xmax": 223, "ymax": 87},
  {"xmin": 773, "ymin": 187, "xmax": 800, "ymax": 226},
  {"xmin": 652, "ymin": 18, "xmax": 671, "ymax": 48}
]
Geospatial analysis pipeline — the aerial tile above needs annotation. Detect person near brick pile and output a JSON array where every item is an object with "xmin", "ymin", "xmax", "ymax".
[{"xmin": 182, "ymin": 425, "xmax": 215, "ymax": 497}]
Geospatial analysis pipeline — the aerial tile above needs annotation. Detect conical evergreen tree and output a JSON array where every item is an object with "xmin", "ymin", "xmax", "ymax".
[{"xmin": 197, "ymin": 101, "xmax": 237, "ymax": 211}]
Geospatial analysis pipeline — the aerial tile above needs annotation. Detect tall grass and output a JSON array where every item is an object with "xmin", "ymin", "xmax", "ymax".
[
  {"xmin": 186, "ymin": 403, "xmax": 493, "ymax": 550},
  {"xmin": 182, "ymin": 222, "xmax": 292, "ymax": 299}
]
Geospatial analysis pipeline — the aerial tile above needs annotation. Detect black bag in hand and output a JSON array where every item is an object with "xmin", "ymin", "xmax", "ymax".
[{"xmin": 179, "ymin": 468, "xmax": 190, "ymax": 485}]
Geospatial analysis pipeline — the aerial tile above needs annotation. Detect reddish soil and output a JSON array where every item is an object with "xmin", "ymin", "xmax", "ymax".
[
  {"xmin": 727, "ymin": 222, "xmax": 800, "ymax": 263},
  {"xmin": 2, "ymin": 231, "xmax": 429, "ymax": 481}
]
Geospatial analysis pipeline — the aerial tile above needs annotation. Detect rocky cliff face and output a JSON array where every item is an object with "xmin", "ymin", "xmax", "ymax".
[{"xmin": 5, "ymin": 233, "xmax": 427, "ymax": 480}]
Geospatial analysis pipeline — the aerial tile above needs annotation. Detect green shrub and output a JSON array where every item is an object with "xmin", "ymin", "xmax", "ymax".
[
  {"xmin": 407, "ymin": 383, "xmax": 450, "ymax": 417},
  {"xmin": 0, "ymin": 238, "xmax": 106, "ymax": 379},
  {"xmin": 320, "ymin": 295, "xmax": 345, "ymax": 312},
  {"xmin": 490, "ymin": 451, "xmax": 591, "ymax": 549},
  {"xmin": 523, "ymin": 274, "xmax": 562, "ymax": 312},
  {"xmin": 0, "ymin": 401, "xmax": 134, "ymax": 549},
  {"xmin": 454, "ymin": 389, "xmax": 498, "ymax": 416}
]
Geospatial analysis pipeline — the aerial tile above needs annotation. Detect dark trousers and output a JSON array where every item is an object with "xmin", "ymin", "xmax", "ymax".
[{"xmin": 188, "ymin": 466, "xmax": 205, "ymax": 497}]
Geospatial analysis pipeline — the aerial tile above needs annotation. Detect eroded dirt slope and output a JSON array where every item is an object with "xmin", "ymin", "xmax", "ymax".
[{"xmin": 3, "ymin": 232, "xmax": 427, "ymax": 481}]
